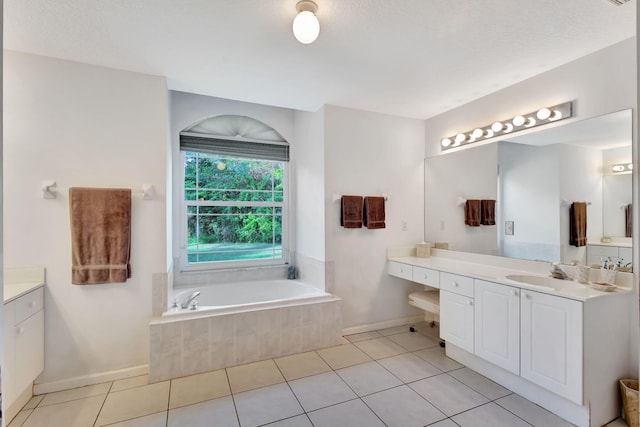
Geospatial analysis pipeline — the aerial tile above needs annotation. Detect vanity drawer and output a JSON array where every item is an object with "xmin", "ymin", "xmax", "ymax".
[
  {"xmin": 440, "ymin": 272, "xmax": 474, "ymax": 297},
  {"xmin": 412, "ymin": 267, "xmax": 440, "ymax": 288},
  {"xmin": 14, "ymin": 287, "xmax": 44, "ymax": 325},
  {"xmin": 388, "ymin": 261, "xmax": 413, "ymax": 281}
]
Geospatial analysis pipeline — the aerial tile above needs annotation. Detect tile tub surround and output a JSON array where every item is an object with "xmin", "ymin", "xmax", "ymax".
[{"xmin": 149, "ymin": 299, "xmax": 342, "ymax": 382}]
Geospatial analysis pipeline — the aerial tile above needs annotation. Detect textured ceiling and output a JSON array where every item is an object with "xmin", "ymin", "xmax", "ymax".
[{"xmin": 3, "ymin": 0, "xmax": 636, "ymax": 119}]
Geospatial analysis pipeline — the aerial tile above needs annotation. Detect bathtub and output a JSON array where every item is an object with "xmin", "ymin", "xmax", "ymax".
[
  {"xmin": 165, "ymin": 280, "xmax": 333, "ymax": 317},
  {"xmin": 149, "ymin": 279, "xmax": 342, "ymax": 382}
]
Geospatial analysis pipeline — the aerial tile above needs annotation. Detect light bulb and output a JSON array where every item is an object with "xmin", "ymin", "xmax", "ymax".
[
  {"xmin": 293, "ymin": 10, "xmax": 320, "ymax": 44},
  {"xmin": 512, "ymin": 116, "xmax": 525, "ymax": 127},
  {"xmin": 441, "ymin": 138, "xmax": 452, "ymax": 148},
  {"xmin": 628, "ymin": 164, "xmax": 633, "ymax": 170},
  {"xmin": 491, "ymin": 122, "xmax": 503, "ymax": 132},
  {"xmin": 472, "ymin": 128, "xmax": 483, "ymax": 138},
  {"xmin": 613, "ymin": 165, "xmax": 625, "ymax": 172},
  {"xmin": 503, "ymin": 123, "xmax": 514, "ymax": 133},
  {"xmin": 455, "ymin": 133, "xmax": 466, "ymax": 144},
  {"xmin": 549, "ymin": 110, "xmax": 563, "ymax": 121},
  {"xmin": 484, "ymin": 129, "xmax": 494, "ymax": 138},
  {"xmin": 525, "ymin": 117, "xmax": 536, "ymax": 127},
  {"xmin": 537, "ymin": 108, "xmax": 551, "ymax": 120}
]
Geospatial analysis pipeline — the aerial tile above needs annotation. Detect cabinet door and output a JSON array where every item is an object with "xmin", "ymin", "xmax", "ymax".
[
  {"xmin": 474, "ymin": 280, "xmax": 520, "ymax": 375},
  {"xmin": 520, "ymin": 290, "xmax": 582, "ymax": 404},
  {"xmin": 15, "ymin": 310, "xmax": 45, "ymax": 394},
  {"xmin": 3, "ymin": 301, "xmax": 17, "ymax": 403},
  {"xmin": 440, "ymin": 290, "xmax": 474, "ymax": 353}
]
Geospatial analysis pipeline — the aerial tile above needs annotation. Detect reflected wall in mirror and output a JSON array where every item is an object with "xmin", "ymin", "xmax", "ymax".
[{"xmin": 425, "ymin": 109, "xmax": 632, "ymax": 269}]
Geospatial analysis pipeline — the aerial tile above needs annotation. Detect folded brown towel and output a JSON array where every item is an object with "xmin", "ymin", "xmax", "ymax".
[
  {"xmin": 481, "ymin": 200, "xmax": 496, "ymax": 226},
  {"xmin": 465, "ymin": 200, "xmax": 481, "ymax": 227},
  {"xmin": 626, "ymin": 204, "xmax": 633, "ymax": 238},
  {"xmin": 363, "ymin": 196, "xmax": 386, "ymax": 229},
  {"xmin": 569, "ymin": 202, "xmax": 587, "ymax": 247},
  {"xmin": 341, "ymin": 195, "xmax": 363, "ymax": 228},
  {"xmin": 70, "ymin": 187, "xmax": 132, "ymax": 285}
]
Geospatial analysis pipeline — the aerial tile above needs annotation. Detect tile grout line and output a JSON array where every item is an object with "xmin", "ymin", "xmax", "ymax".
[
  {"xmin": 92, "ymin": 381, "xmax": 114, "ymax": 427},
  {"xmin": 224, "ymin": 367, "xmax": 243, "ymax": 427}
]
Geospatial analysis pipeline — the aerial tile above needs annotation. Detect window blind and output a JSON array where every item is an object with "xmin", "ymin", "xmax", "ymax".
[{"xmin": 180, "ymin": 133, "xmax": 289, "ymax": 162}]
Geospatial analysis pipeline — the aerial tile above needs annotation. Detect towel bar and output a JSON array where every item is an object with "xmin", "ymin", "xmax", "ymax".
[
  {"xmin": 332, "ymin": 193, "xmax": 388, "ymax": 203},
  {"xmin": 41, "ymin": 181, "xmax": 155, "ymax": 200}
]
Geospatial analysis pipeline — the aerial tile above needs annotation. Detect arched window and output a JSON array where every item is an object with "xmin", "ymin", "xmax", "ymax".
[{"xmin": 179, "ymin": 115, "xmax": 289, "ymax": 269}]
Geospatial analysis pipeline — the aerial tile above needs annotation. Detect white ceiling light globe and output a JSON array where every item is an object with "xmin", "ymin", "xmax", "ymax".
[{"xmin": 293, "ymin": 11, "xmax": 320, "ymax": 44}]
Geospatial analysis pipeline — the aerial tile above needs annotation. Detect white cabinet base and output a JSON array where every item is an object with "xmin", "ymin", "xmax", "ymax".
[{"xmin": 447, "ymin": 343, "xmax": 590, "ymax": 427}]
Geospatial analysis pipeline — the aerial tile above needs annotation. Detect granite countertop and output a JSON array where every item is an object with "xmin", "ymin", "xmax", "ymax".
[
  {"xmin": 388, "ymin": 255, "xmax": 632, "ymax": 302},
  {"xmin": 4, "ymin": 267, "xmax": 46, "ymax": 303}
]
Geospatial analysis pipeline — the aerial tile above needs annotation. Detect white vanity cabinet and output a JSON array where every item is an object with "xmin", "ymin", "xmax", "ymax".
[
  {"xmin": 520, "ymin": 289, "xmax": 583, "ymax": 404},
  {"xmin": 3, "ymin": 287, "xmax": 45, "ymax": 420},
  {"xmin": 473, "ymin": 280, "xmax": 520, "ymax": 375},
  {"xmin": 440, "ymin": 273, "xmax": 474, "ymax": 353}
]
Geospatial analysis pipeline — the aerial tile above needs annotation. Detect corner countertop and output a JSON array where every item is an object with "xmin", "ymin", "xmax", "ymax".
[
  {"xmin": 4, "ymin": 267, "xmax": 46, "ymax": 304},
  {"xmin": 388, "ymin": 254, "xmax": 632, "ymax": 302}
]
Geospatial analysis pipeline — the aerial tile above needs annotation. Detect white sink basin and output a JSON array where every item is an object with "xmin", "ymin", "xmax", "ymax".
[{"xmin": 504, "ymin": 274, "xmax": 580, "ymax": 290}]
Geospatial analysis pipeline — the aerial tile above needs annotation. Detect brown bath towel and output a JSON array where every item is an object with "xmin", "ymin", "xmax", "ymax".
[
  {"xmin": 569, "ymin": 202, "xmax": 587, "ymax": 247},
  {"xmin": 465, "ymin": 200, "xmax": 481, "ymax": 227},
  {"xmin": 341, "ymin": 195, "xmax": 363, "ymax": 228},
  {"xmin": 363, "ymin": 196, "xmax": 386, "ymax": 229},
  {"xmin": 626, "ymin": 204, "xmax": 633, "ymax": 238},
  {"xmin": 481, "ymin": 200, "xmax": 496, "ymax": 226},
  {"xmin": 70, "ymin": 187, "xmax": 132, "ymax": 285}
]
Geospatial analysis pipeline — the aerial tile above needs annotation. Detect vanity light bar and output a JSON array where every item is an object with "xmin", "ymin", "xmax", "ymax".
[
  {"xmin": 440, "ymin": 102, "xmax": 573, "ymax": 151},
  {"xmin": 612, "ymin": 163, "xmax": 633, "ymax": 173}
]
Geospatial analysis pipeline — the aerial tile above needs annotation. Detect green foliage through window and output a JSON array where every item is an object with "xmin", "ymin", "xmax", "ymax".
[{"xmin": 184, "ymin": 152, "xmax": 285, "ymax": 264}]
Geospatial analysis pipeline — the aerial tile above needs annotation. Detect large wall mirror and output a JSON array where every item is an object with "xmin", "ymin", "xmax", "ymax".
[{"xmin": 425, "ymin": 109, "xmax": 632, "ymax": 270}]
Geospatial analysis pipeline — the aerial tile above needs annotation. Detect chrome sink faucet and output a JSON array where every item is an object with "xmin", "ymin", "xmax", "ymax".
[
  {"xmin": 550, "ymin": 262, "xmax": 569, "ymax": 280},
  {"xmin": 181, "ymin": 291, "xmax": 201, "ymax": 309}
]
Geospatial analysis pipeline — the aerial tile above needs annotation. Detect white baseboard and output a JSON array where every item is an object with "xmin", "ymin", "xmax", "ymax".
[
  {"xmin": 33, "ymin": 365, "xmax": 149, "ymax": 395},
  {"xmin": 342, "ymin": 315, "xmax": 424, "ymax": 336}
]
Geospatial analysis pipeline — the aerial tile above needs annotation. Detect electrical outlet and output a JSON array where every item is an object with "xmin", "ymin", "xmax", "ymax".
[
  {"xmin": 440, "ymin": 220, "xmax": 445, "ymax": 231},
  {"xmin": 505, "ymin": 221, "xmax": 514, "ymax": 235},
  {"xmin": 401, "ymin": 220, "xmax": 408, "ymax": 231}
]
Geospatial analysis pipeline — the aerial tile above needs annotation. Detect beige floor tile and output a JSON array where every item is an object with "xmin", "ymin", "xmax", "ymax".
[
  {"xmin": 21, "ymin": 395, "xmax": 105, "ymax": 427},
  {"xmin": 39, "ymin": 382, "xmax": 112, "ymax": 407},
  {"xmin": 227, "ymin": 359, "xmax": 285, "ymax": 394},
  {"xmin": 169, "ymin": 369, "xmax": 231, "ymax": 409},
  {"xmin": 353, "ymin": 337, "xmax": 406, "ymax": 359},
  {"xmin": 111, "ymin": 375, "xmax": 150, "ymax": 392},
  {"xmin": 107, "ymin": 411, "xmax": 168, "ymax": 427},
  {"xmin": 387, "ymin": 331, "xmax": 439, "ymax": 351},
  {"xmin": 8, "ymin": 409, "xmax": 33, "ymax": 427},
  {"xmin": 413, "ymin": 347, "xmax": 464, "ymax": 372},
  {"xmin": 316, "ymin": 344, "xmax": 372, "ymax": 370},
  {"xmin": 22, "ymin": 395, "xmax": 44, "ymax": 410},
  {"xmin": 275, "ymin": 351, "xmax": 332, "ymax": 381},
  {"xmin": 376, "ymin": 325, "xmax": 412, "ymax": 336},
  {"xmin": 95, "ymin": 381, "xmax": 170, "ymax": 426},
  {"xmin": 344, "ymin": 331, "xmax": 382, "ymax": 343}
]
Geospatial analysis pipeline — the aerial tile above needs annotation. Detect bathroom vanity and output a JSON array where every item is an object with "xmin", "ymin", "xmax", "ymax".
[
  {"xmin": 3, "ymin": 268, "xmax": 45, "ymax": 423},
  {"xmin": 388, "ymin": 249, "xmax": 632, "ymax": 427}
]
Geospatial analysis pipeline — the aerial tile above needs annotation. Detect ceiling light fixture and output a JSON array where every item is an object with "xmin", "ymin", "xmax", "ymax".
[
  {"xmin": 293, "ymin": 0, "xmax": 320, "ymax": 44},
  {"xmin": 612, "ymin": 163, "xmax": 633, "ymax": 173},
  {"xmin": 440, "ymin": 102, "xmax": 573, "ymax": 151}
]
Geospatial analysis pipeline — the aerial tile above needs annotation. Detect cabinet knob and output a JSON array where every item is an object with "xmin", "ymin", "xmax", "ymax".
[
  {"xmin": 17, "ymin": 326, "xmax": 25, "ymax": 335},
  {"xmin": 424, "ymin": 274, "xmax": 428, "ymax": 279},
  {"xmin": 467, "ymin": 299, "xmax": 473, "ymax": 306},
  {"xmin": 510, "ymin": 290, "xmax": 519, "ymax": 297},
  {"xmin": 453, "ymin": 282, "xmax": 459, "ymax": 287},
  {"xmin": 29, "ymin": 301, "xmax": 37, "ymax": 308},
  {"xmin": 524, "ymin": 293, "xmax": 531, "ymax": 299}
]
